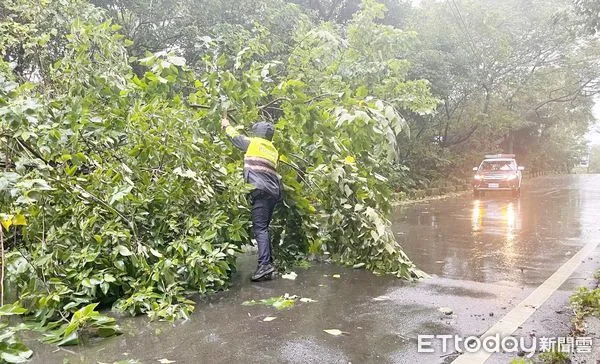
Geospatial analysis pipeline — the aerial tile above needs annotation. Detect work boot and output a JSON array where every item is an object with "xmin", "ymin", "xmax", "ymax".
[{"xmin": 251, "ymin": 264, "xmax": 276, "ymax": 282}]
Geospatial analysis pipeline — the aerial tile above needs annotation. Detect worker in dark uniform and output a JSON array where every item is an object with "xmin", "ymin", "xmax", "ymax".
[{"xmin": 221, "ymin": 117, "xmax": 281, "ymax": 281}]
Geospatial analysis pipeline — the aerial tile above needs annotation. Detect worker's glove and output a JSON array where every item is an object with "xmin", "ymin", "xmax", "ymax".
[{"xmin": 221, "ymin": 118, "xmax": 230, "ymax": 129}]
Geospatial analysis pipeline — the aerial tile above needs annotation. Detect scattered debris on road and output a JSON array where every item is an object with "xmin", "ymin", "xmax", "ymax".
[
  {"xmin": 323, "ymin": 329, "xmax": 346, "ymax": 336},
  {"xmin": 439, "ymin": 307, "xmax": 454, "ymax": 315},
  {"xmin": 372, "ymin": 296, "xmax": 392, "ymax": 302},
  {"xmin": 281, "ymin": 272, "xmax": 298, "ymax": 280}
]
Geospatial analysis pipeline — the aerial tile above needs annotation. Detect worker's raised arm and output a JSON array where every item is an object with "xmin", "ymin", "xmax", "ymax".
[{"xmin": 221, "ymin": 118, "xmax": 250, "ymax": 151}]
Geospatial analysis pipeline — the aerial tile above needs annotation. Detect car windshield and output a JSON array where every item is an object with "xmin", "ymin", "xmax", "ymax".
[{"xmin": 480, "ymin": 160, "xmax": 515, "ymax": 172}]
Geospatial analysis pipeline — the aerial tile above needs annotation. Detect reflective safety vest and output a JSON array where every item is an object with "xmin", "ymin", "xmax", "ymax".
[
  {"xmin": 244, "ymin": 137, "xmax": 279, "ymax": 176},
  {"xmin": 224, "ymin": 125, "xmax": 281, "ymax": 198}
]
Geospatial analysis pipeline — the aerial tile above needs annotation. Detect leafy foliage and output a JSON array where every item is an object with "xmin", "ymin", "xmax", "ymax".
[
  {"xmin": 588, "ymin": 144, "xmax": 600, "ymax": 173},
  {"xmin": 1, "ymin": 0, "xmax": 251, "ymax": 325},
  {"xmin": 538, "ymin": 348, "xmax": 571, "ymax": 364},
  {"xmin": 570, "ymin": 287, "xmax": 600, "ymax": 319},
  {"xmin": 41, "ymin": 303, "xmax": 120, "ymax": 346},
  {"xmin": 241, "ymin": 294, "xmax": 297, "ymax": 310},
  {"xmin": 0, "ymin": 0, "xmax": 427, "ymax": 342},
  {"xmin": 574, "ymin": 0, "xmax": 600, "ymax": 34},
  {"xmin": 400, "ymin": 0, "xmax": 599, "ymax": 181},
  {"xmin": 0, "ymin": 303, "xmax": 31, "ymax": 364}
]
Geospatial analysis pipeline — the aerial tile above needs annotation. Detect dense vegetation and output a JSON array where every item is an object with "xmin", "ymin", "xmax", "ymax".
[
  {"xmin": 88, "ymin": 0, "xmax": 600, "ymax": 188},
  {"xmin": 0, "ymin": 0, "xmax": 598, "ymax": 360}
]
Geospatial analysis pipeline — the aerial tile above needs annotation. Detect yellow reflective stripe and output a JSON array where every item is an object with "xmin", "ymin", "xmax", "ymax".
[
  {"xmin": 225, "ymin": 126, "xmax": 239, "ymax": 138},
  {"xmin": 244, "ymin": 156, "xmax": 277, "ymax": 169},
  {"xmin": 245, "ymin": 165, "xmax": 278, "ymax": 175},
  {"xmin": 245, "ymin": 138, "xmax": 278, "ymax": 166}
]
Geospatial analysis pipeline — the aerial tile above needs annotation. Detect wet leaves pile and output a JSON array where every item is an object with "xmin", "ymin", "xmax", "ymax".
[{"xmin": 242, "ymin": 294, "xmax": 303, "ymax": 310}]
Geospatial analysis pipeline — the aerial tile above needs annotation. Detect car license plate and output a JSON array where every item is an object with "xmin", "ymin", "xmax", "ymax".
[{"xmin": 488, "ymin": 183, "xmax": 499, "ymax": 188}]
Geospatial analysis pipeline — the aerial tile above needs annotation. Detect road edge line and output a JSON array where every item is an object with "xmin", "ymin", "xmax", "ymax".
[{"xmin": 451, "ymin": 238, "xmax": 600, "ymax": 364}]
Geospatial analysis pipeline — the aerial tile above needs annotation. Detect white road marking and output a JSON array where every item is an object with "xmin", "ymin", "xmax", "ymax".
[
  {"xmin": 451, "ymin": 238, "xmax": 600, "ymax": 364},
  {"xmin": 541, "ymin": 189, "xmax": 560, "ymax": 197}
]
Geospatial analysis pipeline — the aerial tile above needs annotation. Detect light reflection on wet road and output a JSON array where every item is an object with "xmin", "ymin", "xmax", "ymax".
[
  {"xmin": 393, "ymin": 175, "xmax": 598, "ymax": 286},
  {"xmin": 27, "ymin": 175, "xmax": 600, "ymax": 363}
]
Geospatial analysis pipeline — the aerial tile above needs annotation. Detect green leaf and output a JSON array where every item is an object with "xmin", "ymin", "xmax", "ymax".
[
  {"xmin": 114, "ymin": 260, "xmax": 126, "ymax": 271},
  {"xmin": 77, "ymin": 303, "xmax": 99, "ymax": 318},
  {"xmin": 1, "ymin": 350, "xmax": 32, "ymax": 363},
  {"xmin": 56, "ymin": 331, "xmax": 79, "ymax": 346},
  {"xmin": 150, "ymin": 248, "xmax": 163, "ymax": 258},
  {"xmin": 97, "ymin": 326, "xmax": 118, "ymax": 337},
  {"xmin": 0, "ymin": 304, "xmax": 27, "ymax": 316},
  {"xmin": 242, "ymin": 296, "xmax": 297, "ymax": 310},
  {"xmin": 63, "ymin": 302, "xmax": 80, "ymax": 311},
  {"xmin": 168, "ymin": 56, "xmax": 186, "ymax": 67},
  {"xmin": 117, "ymin": 245, "xmax": 132, "ymax": 256}
]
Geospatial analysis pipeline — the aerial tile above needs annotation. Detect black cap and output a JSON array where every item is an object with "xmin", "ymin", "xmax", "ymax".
[{"xmin": 251, "ymin": 122, "xmax": 275, "ymax": 141}]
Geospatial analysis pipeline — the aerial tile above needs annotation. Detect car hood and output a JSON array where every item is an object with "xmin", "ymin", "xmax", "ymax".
[{"xmin": 479, "ymin": 171, "xmax": 517, "ymax": 178}]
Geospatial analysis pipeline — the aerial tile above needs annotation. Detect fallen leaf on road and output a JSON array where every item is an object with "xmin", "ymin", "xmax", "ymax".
[
  {"xmin": 438, "ymin": 307, "xmax": 453, "ymax": 315},
  {"xmin": 281, "ymin": 272, "xmax": 298, "ymax": 280},
  {"xmin": 263, "ymin": 316, "xmax": 277, "ymax": 322},
  {"xmin": 352, "ymin": 263, "xmax": 365, "ymax": 269},
  {"xmin": 323, "ymin": 329, "xmax": 344, "ymax": 336},
  {"xmin": 300, "ymin": 297, "xmax": 317, "ymax": 303},
  {"xmin": 158, "ymin": 359, "xmax": 176, "ymax": 364},
  {"xmin": 242, "ymin": 295, "xmax": 297, "ymax": 310},
  {"xmin": 372, "ymin": 295, "xmax": 391, "ymax": 301},
  {"xmin": 332, "ymin": 274, "xmax": 341, "ymax": 278}
]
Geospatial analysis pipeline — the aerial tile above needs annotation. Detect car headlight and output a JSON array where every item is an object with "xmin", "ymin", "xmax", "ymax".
[
  {"xmin": 474, "ymin": 175, "xmax": 482, "ymax": 180},
  {"xmin": 506, "ymin": 174, "xmax": 518, "ymax": 181}
]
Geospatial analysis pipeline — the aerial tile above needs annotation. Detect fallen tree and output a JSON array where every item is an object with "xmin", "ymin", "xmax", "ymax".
[{"xmin": 0, "ymin": 0, "xmax": 428, "ymax": 339}]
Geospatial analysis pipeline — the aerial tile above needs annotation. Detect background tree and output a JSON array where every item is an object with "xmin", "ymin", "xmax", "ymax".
[
  {"xmin": 588, "ymin": 144, "xmax": 600, "ymax": 173},
  {"xmin": 574, "ymin": 0, "xmax": 600, "ymax": 34},
  {"xmin": 394, "ymin": 0, "xmax": 599, "ymax": 187},
  {"xmin": 90, "ymin": 0, "xmax": 313, "ymax": 67}
]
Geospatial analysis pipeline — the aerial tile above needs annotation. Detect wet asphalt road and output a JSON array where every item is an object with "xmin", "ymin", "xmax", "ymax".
[{"xmin": 28, "ymin": 174, "xmax": 600, "ymax": 363}]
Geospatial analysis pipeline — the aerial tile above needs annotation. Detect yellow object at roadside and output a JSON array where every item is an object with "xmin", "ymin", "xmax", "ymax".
[{"xmin": 0, "ymin": 213, "xmax": 27, "ymax": 231}]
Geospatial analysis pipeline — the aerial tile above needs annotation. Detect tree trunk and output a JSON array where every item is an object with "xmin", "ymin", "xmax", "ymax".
[{"xmin": 506, "ymin": 132, "xmax": 514, "ymax": 154}]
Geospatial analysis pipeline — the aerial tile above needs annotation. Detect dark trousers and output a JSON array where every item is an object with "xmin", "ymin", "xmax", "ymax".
[{"xmin": 250, "ymin": 190, "xmax": 278, "ymax": 266}]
